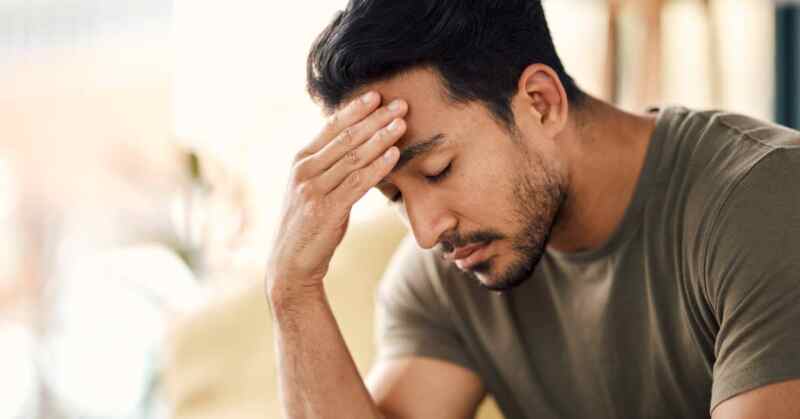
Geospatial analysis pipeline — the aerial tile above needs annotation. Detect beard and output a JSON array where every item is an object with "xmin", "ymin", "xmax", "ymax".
[{"xmin": 470, "ymin": 149, "xmax": 567, "ymax": 292}]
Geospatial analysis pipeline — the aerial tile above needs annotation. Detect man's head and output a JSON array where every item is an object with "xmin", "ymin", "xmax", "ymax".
[
  {"xmin": 307, "ymin": 0, "xmax": 585, "ymax": 291},
  {"xmin": 307, "ymin": 0, "xmax": 585, "ymax": 130}
]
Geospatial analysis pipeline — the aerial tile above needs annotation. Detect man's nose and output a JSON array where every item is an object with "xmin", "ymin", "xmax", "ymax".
[{"xmin": 404, "ymin": 194, "xmax": 456, "ymax": 250}]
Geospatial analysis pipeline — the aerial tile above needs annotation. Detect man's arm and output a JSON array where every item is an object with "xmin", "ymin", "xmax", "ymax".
[
  {"xmin": 702, "ymin": 148, "xmax": 800, "ymax": 416},
  {"xmin": 270, "ymin": 289, "xmax": 486, "ymax": 419},
  {"xmin": 270, "ymin": 288, "xmax": 381, "ymax": 418},
  {"xmin": 266, "ymin": 90, "xmax": 485, "ymax": 418},
  {"xmin": 367, "ymin": 357, "xmax": 485, "ymax": 419},
  {"xmin": 266, "ymin": 89, "xmax": 408, "ymax": 418},
  {"xmin": 711, "ymin": 379, "xmax": 800, "ymax": 419}
]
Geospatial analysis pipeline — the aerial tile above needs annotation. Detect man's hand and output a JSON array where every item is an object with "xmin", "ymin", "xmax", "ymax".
[
  {"xmin": 265, "ymin": 91, "xmax": 408, "ymax": 302},
  {"xmin": 264, "ymin": 91, "xmax": 412, "ymax": 419}
]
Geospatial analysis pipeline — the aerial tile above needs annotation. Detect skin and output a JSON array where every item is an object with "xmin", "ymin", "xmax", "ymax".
[
  {"xmin": 265, "ymin": 64, "xmax": 800, "ymax": 418},
  {"xmin": 267, "ymin": 90, "xmax": 408, "ymax": 419},
  {"xmin": 364, "ymin": 65, "xmax": 656, "ymax": 291},
  {"xmin": 712, "ymin": 379, "xmax": 800, "ymax": 419}
]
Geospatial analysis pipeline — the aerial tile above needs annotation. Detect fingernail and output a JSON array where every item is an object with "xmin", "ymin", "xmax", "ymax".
[
  {"xmin": 388, "ymin": 99, "xmax": 404, "ymax": 112},
  {"xmin": 388, "ymin": 119, "xmax": 402, "ymax": 131},
  {"xmin": 384, "ymin": 147, "xmax": 398, "ymax": 162},
  {"xmin": 361, "ymin": 91, "xmax": 377, "ymax": 105}
]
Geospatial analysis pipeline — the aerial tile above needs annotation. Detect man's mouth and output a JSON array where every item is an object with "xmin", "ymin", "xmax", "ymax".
[{"xmin": 445, "ymin": 241, "xmax": 492, "ymax": 271}]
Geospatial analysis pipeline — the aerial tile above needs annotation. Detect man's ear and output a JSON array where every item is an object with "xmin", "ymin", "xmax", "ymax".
[{"xmin": 516, "ymin": 63, "xmax": 569, "ymax": 137}]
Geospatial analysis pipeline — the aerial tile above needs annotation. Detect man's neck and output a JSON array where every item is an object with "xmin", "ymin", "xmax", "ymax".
[{"xmin": 547, "ymin": 98, "xmax": 658, "ymax": 254}]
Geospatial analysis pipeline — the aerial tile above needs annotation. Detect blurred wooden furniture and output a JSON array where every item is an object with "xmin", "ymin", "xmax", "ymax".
[{"xmin": 605, "ymin": 0, "xmax": 720, "ymax": 109}]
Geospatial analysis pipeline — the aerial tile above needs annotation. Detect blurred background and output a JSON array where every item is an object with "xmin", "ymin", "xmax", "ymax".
[{"xmin": 1, "ymin": 0, "xmax": 798, "ymax": 418}]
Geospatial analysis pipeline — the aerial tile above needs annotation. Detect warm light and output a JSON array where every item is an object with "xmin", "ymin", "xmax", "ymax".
[{"xmin": 0, "ymin": 324, "xmax": 38, "ymax": 419}]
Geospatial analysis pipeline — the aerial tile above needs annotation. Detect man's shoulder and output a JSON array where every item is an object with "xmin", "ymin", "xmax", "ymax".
[
  {"xmin": 659, "ymin": 106, "xmax": 799, "ymax": 159},
  {"xmin": 685, "ymin": 108, "xmax": 799, "ymax": 199},
  {"xmin": 662, "ymin": 108, "xmax": 800, "ymax": 235},
  {"xmin": 650, "ymin": 108, "xmax": 799, "ymax": 278},
  {"xmin": 712, "ymin": 146, "xmax": 800, "ymax": 228},
  {"xmin": 700, "ymin": 109, "xmax": 800, "ymax": 149},
  {"xmin": 688, "ymin": 144, "xmax": 800, "ymax": 295}
]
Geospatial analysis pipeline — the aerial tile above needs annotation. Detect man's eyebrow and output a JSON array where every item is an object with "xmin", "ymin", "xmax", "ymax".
[{"xmin": 391, "ymin": 133, "xmax": 446, "ymax": 174}]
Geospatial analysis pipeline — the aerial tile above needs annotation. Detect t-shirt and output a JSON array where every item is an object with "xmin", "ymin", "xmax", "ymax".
[{"xmin": 374, "ymin": 106, "xmax": 800, "ymax": 419}]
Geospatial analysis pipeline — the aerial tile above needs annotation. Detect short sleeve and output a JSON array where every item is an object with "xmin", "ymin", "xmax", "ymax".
[
  {"xmin": 705, "ymin": 148, "xmax": 800, "ymax": 411},
  {"xmin": 374, "ymin": 235, "xmax": 478, "ymax": 374}
]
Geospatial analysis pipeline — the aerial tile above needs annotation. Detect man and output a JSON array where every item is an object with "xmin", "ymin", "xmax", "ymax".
[{"xmin": 265, "ymin": 1, "xmax": 800, "ymax": 418}]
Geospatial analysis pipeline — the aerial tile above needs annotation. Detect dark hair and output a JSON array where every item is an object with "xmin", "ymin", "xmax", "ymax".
[{"xmin": 306, "ymin": 0, "xmax": 586, "ymax": 129}]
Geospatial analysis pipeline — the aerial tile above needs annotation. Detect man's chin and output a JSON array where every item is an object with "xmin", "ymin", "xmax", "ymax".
[
  {"xmin": 470, "ymin": 254, "xmax": 539, "ymax": 292},
  {"xmin": 466, "ymin": 260, "xmax": 508, "ymax": 291}
]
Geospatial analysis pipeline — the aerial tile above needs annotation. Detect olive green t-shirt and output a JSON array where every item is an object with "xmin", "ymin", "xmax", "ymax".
[{"xmin": 374, "ymin": 107, "xmax": 800, "ymax": 418}]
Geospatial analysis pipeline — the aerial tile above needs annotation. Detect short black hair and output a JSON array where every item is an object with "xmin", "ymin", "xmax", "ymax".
[{"xmin": 306, "ymin": 0, "xmax": 586, "ymax": 129}]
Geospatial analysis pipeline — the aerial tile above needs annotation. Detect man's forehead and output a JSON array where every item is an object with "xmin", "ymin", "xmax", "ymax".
[
  {"xmin": 353, "ymin": 68, "xmax": 450, "ymax": 110},
  {"xmin": 339, "ymin": 74, "xmax": 454, "ymax": 144}
]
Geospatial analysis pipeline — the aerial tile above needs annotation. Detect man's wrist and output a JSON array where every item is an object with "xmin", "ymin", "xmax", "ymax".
[{"xmin": 267, "ymin": 277, "xmax": 326, "ymax": 317}]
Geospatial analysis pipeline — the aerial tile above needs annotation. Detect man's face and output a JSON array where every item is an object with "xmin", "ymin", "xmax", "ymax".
[{"xmin": 369, "ymin": 68, "xmax": 567, "ymax": 291}]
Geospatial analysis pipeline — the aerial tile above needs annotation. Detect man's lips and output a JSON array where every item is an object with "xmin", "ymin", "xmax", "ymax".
[{"xmin": 444, "ymin": 241, "xmax": 492, "ymax": 270}]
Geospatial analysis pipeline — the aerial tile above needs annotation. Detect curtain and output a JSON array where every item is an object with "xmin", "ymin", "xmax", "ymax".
[{"xmin": 776, "ymin": 4, "xmax": 800, "ymax": 128}]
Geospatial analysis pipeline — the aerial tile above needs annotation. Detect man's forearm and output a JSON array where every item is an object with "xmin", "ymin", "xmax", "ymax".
[{"xmin": 270, "ymin": 285, "xmax": 383, "ymax": 419}]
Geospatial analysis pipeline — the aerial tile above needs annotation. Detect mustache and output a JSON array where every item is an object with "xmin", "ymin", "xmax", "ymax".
[{"xmin": 439, "ymin": 230, "xmax": 505, "ymax": 253}]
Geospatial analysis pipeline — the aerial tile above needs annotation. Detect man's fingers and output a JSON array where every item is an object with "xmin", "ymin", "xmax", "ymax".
[
  {"xmin": 329, "ymin": 146, "xmax": 400, "ymax": 208},
  {"xmin": 296, "ymin": 99, "xmax": 407, "ymax": 180},
  {"xmin": 314, "ymin": 117, "xmax": 406, "ymax": 193},
  {"xmin": 294, "ymin": 91, "xmax": 381, "ymax": 162}
]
